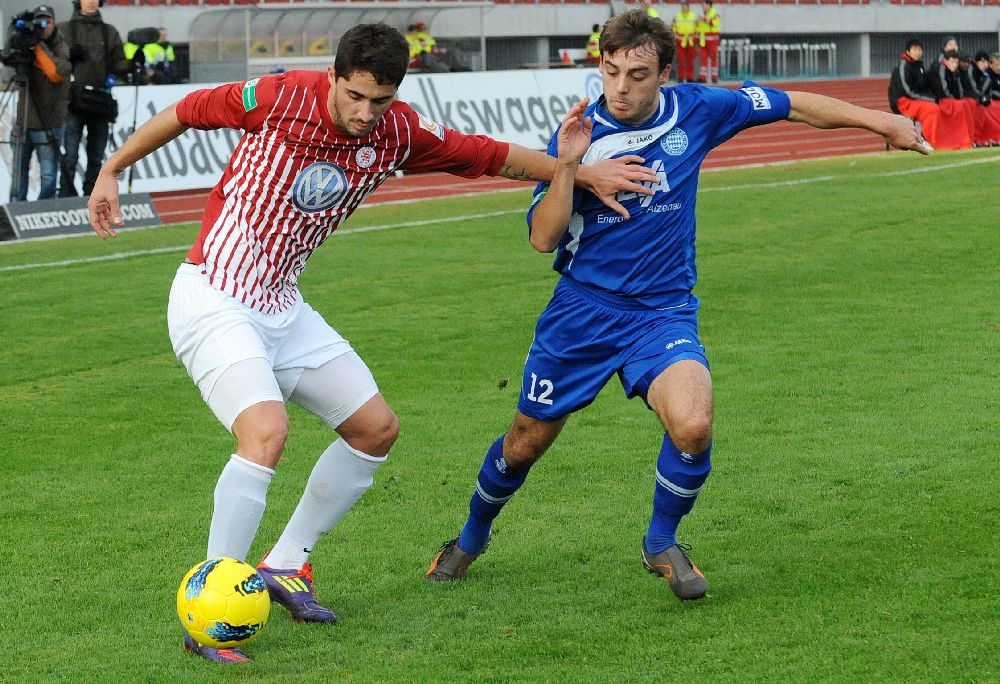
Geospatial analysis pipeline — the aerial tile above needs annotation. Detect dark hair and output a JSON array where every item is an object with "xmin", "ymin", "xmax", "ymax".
[
  {"xmin": 334, "ymin": 24, "xmax": 409, "ymax": 88},
  {"xmin": 973, "ymin": 50, "xmax": 990, "ymax": 62},
  {"xmin": 942, "ymin": 50, "xmax": 960, "ymax": 60},
  {"xmin": 904, "ymin": 38, "xmax": 923, "ymax": 51},
  {"xmin": 600, "ymin": 8, "xmax": 676, "ymax": 71}
]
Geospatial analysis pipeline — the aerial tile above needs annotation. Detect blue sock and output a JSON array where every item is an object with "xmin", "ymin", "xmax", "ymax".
[
  {"xmin": 645, "ymin": 435, "xmax": 712, "ymax": 554},
  {"xmin": 458, "ymin": 435, "xmax": 529, "ymax": 554}
]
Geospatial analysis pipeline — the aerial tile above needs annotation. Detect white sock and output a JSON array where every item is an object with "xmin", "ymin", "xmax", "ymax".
[
  {"xmin": 207, "ymin": 454, "xmax": 275, "ymax": 562},
  {"xmin": 264, "ymin": 439, "xmax": 385, "ymax": 570}
]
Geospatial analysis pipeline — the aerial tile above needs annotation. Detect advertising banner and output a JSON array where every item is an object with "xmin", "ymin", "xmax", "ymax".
[
  {"xmin": 0, "ymin": 193, "xmax": 160, "ymax": 241},
  {"xmin": 1, "ymin": 68, "xmax": 600, "ymax": 202}
]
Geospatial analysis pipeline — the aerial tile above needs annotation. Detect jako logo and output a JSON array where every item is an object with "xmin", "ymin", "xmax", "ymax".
[
  {"xmin": 292, "ymin": 162, "xmax": 347, "ymax": 213},
  {"xmin": 665, "ymin": 338, "xmax": 693, "ymax": 350}
]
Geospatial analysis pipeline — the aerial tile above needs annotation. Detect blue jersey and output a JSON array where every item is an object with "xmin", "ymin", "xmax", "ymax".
[{"xmin": 528, "ymin": 82, "xmax": 791, "ymax": 309}]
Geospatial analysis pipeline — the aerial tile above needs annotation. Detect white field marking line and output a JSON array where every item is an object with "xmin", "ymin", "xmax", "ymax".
[
  {"xmin": 3, "ymin": 154, "xmax": 997, "ymax": 274},
  {"xmin": 0, "ymin": 210, "xmax": 521, "ymax": 272},
  {"xmin": 699, "ymin": 154, "xmax": 1000, "ymax": 192}
]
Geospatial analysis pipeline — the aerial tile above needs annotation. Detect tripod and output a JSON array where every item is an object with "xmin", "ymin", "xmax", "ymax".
[
  {"xmin": 1, "ymin": 66, "xmax": 31, "ymax": 202},
  {"xmin": 119, "ymin": 42, "xmax": 154, "ymax": 195}
]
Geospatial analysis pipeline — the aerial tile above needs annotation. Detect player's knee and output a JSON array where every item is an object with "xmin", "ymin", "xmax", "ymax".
[
  {"xmin": 346, "ymin": 408, "xmax": 399, "ymax": 457},
  {"xmin": 669, "ymin": 413, "xmax": 713, "ymax": 455},
  {"xmin": 373, "ymin": 410, "xmax": 400, "ymax": 455},
  {"xmin": 235, "ymin": 412, "xmax": 289, "ymax": 466},
  {"xmin": 501, "ymin": 429, "xmax": 549, "ymax": 470}
]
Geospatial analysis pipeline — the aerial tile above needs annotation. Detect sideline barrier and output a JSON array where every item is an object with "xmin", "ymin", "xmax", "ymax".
[{"xmin": 0, "ymin": 194, "xmax": 161, "ymax": 242}]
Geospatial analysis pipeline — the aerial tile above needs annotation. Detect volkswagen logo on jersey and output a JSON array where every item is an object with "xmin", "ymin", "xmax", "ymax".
[
  {"xmin": 292, "ymin": 162, "xmax": 348, "ymax": 213},
  {"xmin": 661, "ymin": 128, "xmax": 689, "ymax": 156}
]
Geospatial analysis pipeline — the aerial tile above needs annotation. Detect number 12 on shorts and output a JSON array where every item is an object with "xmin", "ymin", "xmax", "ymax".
[{"xmin": 526, "ymin": 372, "xmax": 554, "ymax": 405}]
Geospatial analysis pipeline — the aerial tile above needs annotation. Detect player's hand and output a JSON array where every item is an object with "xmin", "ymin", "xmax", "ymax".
[
  {"xmin": 557, "ymin": 98, "xmax": 593, "ymax": 164},
  {"xmin": 885, "ymin": 113, "xmax": 933, "ymax": 155},
  {"xmin": 582, "ymin": 154, "xmax": 658, "ymax": 219},
  {"xmin": 87, "ymin": 171, "xmax": 124, "ymax": 239}
]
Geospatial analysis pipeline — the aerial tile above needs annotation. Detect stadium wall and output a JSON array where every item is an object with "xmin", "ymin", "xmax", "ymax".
[
  {"xmin": 92, "ymin": 2, "xmax": 1000, "ymax": 78},
  {"xmin": 5, "ymin": 2, "xmax": 997, "ymax": 79}
]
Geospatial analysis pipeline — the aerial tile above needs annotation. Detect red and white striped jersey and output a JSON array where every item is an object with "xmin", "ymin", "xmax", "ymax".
[{"xmin": 175, "ymin": 70, "xmax": 510, "ymax": 313}]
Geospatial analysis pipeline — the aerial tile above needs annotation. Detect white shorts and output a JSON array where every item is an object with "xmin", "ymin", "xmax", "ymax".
[{"xmin": 167, "ymin": 263, "xmax": 378, "ymax": 430}]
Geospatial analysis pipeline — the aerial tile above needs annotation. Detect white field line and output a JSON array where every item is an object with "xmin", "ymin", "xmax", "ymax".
[{"xmin": 2, "ymin": 154, "xmax": 998, "ymax": 274}]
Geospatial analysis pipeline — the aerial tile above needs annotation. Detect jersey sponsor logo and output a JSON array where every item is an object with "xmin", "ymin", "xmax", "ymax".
[
  {"xmin": 242, "ymin": 78, "xmax": 261, "ymax": 111},
  {"xmin": 628, "ymin": 133, "xmax": 655, "ymax": 146},
  {"xmin": 648, "ymin": 201, "xmax": 681, "ymax": 213},
  {"xmin": 661, "ymin": 128, "xmax": 689, "ymax": 156},
  {"xmin": 618, "ymin": 158, "xmax": 669, "ymax": 208},
  {"xmin": 355, "ymin": 146, "xmax": 377, "ymax": 169},
  {"xmin": 742, "ymin": 86, "xmax": 772, "ymax": 110},
  {"xmin": 292, "ymin": 162, "xmax": 348, "ymax": 213},
  {"xmin": 417, "ymin": 113, "xmax": 445, "ymax": 140}
]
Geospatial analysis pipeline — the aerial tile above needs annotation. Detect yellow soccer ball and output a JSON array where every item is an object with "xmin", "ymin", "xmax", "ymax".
[{"xmin": 176, "ymin": 557, "xmax": 270, "ymax": 649}]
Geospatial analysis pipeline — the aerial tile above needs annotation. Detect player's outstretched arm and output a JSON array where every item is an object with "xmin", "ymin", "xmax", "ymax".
[
  {"xmin": 786, "ymin": 91, "xmax": 933, "ymax": 154},
  {"xmin": 88, "ymin": 104, "xmax": 190, "ymax": 239},
  {"xmin": 498, "ymin": 141, "xmax": 657, "ymax": 219}
]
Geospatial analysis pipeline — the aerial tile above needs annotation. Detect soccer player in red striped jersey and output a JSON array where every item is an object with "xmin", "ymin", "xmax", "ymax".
[{"xmin": 87, "ymin": 23, "xmax": 657, "ymax": 663}]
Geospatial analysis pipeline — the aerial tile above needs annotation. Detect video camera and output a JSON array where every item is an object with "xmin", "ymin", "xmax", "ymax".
[{"xmin": 1, "ymin": 10, "xmax": 45, "ymax": 68}]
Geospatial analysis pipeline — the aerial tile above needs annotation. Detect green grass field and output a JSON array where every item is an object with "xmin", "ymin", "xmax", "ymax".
[{"xmin": 2, "ymin": 149, "xmax": 998, "ymax": 683}]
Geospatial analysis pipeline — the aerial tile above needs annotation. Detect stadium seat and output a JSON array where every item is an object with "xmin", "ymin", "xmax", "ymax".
[
  {"xmin": 278, "ymin": 39, "xmax": 301, "ymax": 57},
  {"xmin": 251, "ymin": 39, "xmax": 274, "ymax": 57},
  {"xmin": 308, "ymin": 37, "xmax": 332, "ymax": 56}
]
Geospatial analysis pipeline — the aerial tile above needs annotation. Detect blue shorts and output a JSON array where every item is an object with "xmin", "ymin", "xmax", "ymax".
[{"xmin": 517, "ymin": 278, "xmax": 709, "ymax": 421}]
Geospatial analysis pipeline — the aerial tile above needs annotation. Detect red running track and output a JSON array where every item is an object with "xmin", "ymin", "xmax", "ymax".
[{"xmin": 152, "ymin": 78, "xmax": 895, "ymax": 225}]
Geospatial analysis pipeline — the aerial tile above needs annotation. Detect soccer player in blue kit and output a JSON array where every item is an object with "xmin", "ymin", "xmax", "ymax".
[{"xmin": 427, "ymin": 9, "xmax": 931, "ymax": 599}]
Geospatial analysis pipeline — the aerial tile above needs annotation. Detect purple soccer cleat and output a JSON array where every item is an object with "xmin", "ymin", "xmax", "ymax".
[
  {"xmin": 183, "ymin": 634, "xmax": 250, "ymax": 664},
  {"xmin": 256, "ymin": 561, "xmax": 338, "ymax": 623}
]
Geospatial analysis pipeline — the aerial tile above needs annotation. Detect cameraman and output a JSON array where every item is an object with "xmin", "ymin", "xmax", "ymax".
[
  {"xmin": 58, "ymin": 0, "xmax": 130, "ymax": 197},
  {"xmin": 2, "ymin": 5, "xmax": 71, "ymax": 202}
]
